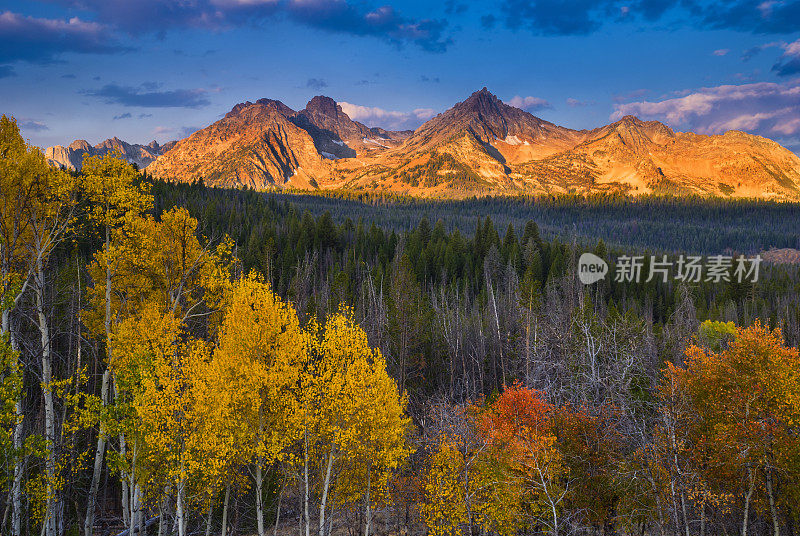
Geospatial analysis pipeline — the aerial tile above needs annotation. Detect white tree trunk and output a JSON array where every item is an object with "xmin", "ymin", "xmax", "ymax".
[
  {"xmin": 3, "ymin": 308, "xmax": 24, "ymax": 536},
  {"xmin": 303, "ymin": 430, "xmax": 310, "ymax": 536},
  {"xmin": 319, "ymin": 450, "xmax": 335, "ymax": 536},
  {"xmin": 177, "ymin": 478, "xmax": 186, "ymax": 536},
  {"xmin": 86, "ymin": 230, "xmax": 113, "ymax": 536},
  {"xmin": 255, "ymin": 463, "xmax": 265, "ymax": 536},
  {"xmin": 743, "ymin": 467, "xmax": 755, "ymax": 536},
  {"xmin": 363, "ymin": 467, "xmax": 371, "ymax": 536},
  {"xmin": 36, "ymin": 259, "xmax": 58, "ymax": 536},
  {"xmin": 766, "ymin": 466, "xmax": 780, "ymax": 536},
  {"xmin": 221, "ymin": 485, "xmax": 230, "ymax": 536},
  {"xmin": 84, "ymin": 368, "xmax": 110, "ymax": 536}
]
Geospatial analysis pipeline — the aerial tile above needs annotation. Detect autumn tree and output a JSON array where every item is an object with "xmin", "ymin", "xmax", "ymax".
[
  {"xmin": 80, "ymin": 152, "xmax": 152, "ymax": 536},
  {"xmin": 299, "ymin": 309, "xmax": 410, "ymax": 536},
  {"xmin": 476, "ymin": 383, "xmax": 566, "ymax": 536},
  {"xmin": 664, "ymin": 321, "xmax": 800, "ymax": 536},
  {"xmin": 83, "ymin": 205, "xmax": 232, "ymax": 534},
  {"xmin": 209, "ymin": 274, "xmax": 307, "ymax": 536},
  {"xmin": 110, "ymin": 303, "xmax": 216, "ymax": 536}
]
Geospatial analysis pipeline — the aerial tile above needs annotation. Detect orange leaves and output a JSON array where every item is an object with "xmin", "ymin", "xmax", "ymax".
[
  {"xmin": 660, "ymin": 320, "xmax": 800, "ymax": 516},
  {"xmin": 476, "ymin": 382, "xmax": 552, "ymax": 456}
]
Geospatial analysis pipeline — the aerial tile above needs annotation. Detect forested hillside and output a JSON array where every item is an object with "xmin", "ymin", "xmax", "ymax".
[
  {"xmin": 151, "ymin": 181, "xmax": 800, "ymax": 255},
  {"xmin": 4, "ymin": 114, "xmax": 800, "ymax": 536}
]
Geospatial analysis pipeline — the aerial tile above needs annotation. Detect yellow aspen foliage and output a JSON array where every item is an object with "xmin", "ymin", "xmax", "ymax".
[
  {"xmin": 80, "ymin": 153, "xmax": 152, "ymax": 230},
  {"xmin": 421, "ymin": 439, "xmax": 468, "ymax": 536},
  {"xmin": 298, "ymin": 308, "xmax": 410, "ymax": 533},
  {"xmin": 208, "ymin": 274, "xmax": 307, "ymax": 470},
  {"xmin": 110, "ymin": 302, "xmax": 220, "ymax": 508},
  {"xmin": 86, "ymin": 207, "xmax": 233, "ymax": 334}
]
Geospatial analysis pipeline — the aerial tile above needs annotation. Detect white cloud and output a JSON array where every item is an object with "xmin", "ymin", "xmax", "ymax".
[
  {"xmin": 506, "ymin": 95, "xmax": 551, "ymax": 111},
  {"xmin": 611, "ymin": 80, "xmax": 800, "ymax": 151},
  {"xmin": 785, "ymin": 38, "xmax": 800, "ymax": 57},
  {"xmin": 712, "ymin": 48, "xmax": 729, "ymax": 56},
  {"xmin": 339, "ymin": 102, "xmax": 436, "ymax": 130}
]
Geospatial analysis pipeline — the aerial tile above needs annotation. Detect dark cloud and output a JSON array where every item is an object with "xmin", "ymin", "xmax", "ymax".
[
  {"xmin": 138, "ymin": 113, "xmax": 153, "ymax": 118},
  {"xmin": 285, "ymin": 2, "xmax": 451, "ymax": 52},
  {"xmin": 61, "ymin": 73, "xmax": 77, "ymax": 79},
  {"xmin": 0, "ymin": 65, "xmax": 15, "ymax": 78},
  {"xmin": 444, "ymin": 1, "xmax": 468, "ymax": 15},
  {"xmin": 772, "ymin": 39, "xmax": 800, "ymax": 76},
  {"xmin": 480, "ymin": 14, "xmax": 497, "ymax": 29},
  {"xmin": 773, "ymin": 58, "xmax": 800, "ymax": 76},
  {"xmin": 82, "ymin": 83, "xmax": 210, "ymax": 108},
  {"xmin": 497, "ymin": 0, "xmax": 800, "ymax": 36},
  {"xmin": 113, "ymin": 112, "xmax": 132, "ymax": 120},
  {"xmin": 420, "ymin": 75, "xmax": 440, "ymax": 83},
  {"xmin": 49, "ymin": 0, "xmax": 451, "ymax": 52},
  {"xmin": 0, "ymin": 11, "xmax": 125, "ymax": 66},
  {"xmin": 19, "ymin": 120, "xmax": 49, "ymax": 132},
  {"xmin": 306, "ymin": 78, "xmax": 328, "ymax": 90}
]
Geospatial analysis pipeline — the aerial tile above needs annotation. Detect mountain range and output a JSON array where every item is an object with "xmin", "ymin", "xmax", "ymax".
[
  {"xmin": 45, "ymin": 137, "xmax": 176, "ymax": 171},
  {"xmin": 46, "ymin": 88, "xmax": 800, "ymax": 200}
]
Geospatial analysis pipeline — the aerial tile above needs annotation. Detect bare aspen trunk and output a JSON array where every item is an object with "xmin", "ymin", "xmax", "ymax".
[
  {"xmin": 221, "ymin": 485, "xmax": 230, "ymax": 536},
  {"xmin": 363, "ymin": 467, "xmax": 371, "ymax": 536},
  {"xmin": 36, "ymin": 258, "xmax": 58, "ymax": 536},
  {"xmin": 127, "ymin": 448, "xmax": 139, "ymax": 536},
  {"xmin": 303, "ymin": 430, "xmax": 311, "ymax": 536},
  {"xmin": 121, "ymin": 429, "xmax": 129, "ymax": 526},
  {"xmin": 700, "ymin": 503, "xmax": 706, "ymax": 536},
  {"xmin": 766, "ymin": 466, "xmax": 780, "ymax": 536},
  {"xmin": 137, "ymin": 489, "xmax": 143, "ymax": 536},
  {"xmin": 84, "ymin": 369, "xmax": 110, "ymax": 536},
  {"xmin": 272, "ymin": 478, "xmax": 285, "ymax": 536},
  {"xmin": 319, "ymin": 450, "xmax": 335, "ymax": 536},
  {"xmin": 256, "ymin": 463, "xmax": 265, "ymax": 536},
  {"xmin": 205, "ymin": 502, "xmax": 213, "ymax": 536},
  {"xmin": 85, "ymin": 228, "xmax": 113, "ymax": 536},
  {"xmin": 4, "ymin": 307, "xmax": 24, "ymax": 536},
  {"xmin": 157, "ymin": 499, "xmax": 164, "ymax": 536},
  {"xmin": 177, "ymin": 478, "xmax": 186, "ymax": 536},
  {"xmin": 743, "ymin": 467, "xmax": 755, "ymax": 536}
]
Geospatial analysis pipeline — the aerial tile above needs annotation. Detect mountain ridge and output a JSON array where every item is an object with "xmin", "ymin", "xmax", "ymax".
[
  {"xmin": 47, "ymin": 88, "xmax": 800, "ymax": 200},
  {"xmin": 45, "ymin": 137, "xmax": 176, "ymax": 170}
]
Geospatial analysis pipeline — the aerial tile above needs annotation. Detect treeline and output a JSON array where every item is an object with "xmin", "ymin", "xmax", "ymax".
[
  {"xmin": 3, "ymin": 110, "xmax": 800, "ymax": 536},
  {"xmin": 149, "ymin": 180, "xmax": 800, "ymax": 254}
]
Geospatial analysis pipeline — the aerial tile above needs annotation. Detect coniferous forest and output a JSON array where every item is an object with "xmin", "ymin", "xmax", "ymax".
[{"xmin": 5, "ymin": 115, "xmax": 800, "ymax": 536}]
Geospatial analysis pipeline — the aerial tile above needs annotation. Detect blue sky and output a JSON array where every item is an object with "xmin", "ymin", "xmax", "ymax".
[{"xmin": 2, "ymin": 0, "xmax": 799, "ymax": 153}]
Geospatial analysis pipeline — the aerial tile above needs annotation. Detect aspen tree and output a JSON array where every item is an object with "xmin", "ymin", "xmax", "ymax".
[
  {"xmin": 80, "ymin": 153, "xmax": 152, "ymax": 536},
  {"xmin": 299, "ymin": 309, "xmax": 410, "ymax": 536},
  {"xmin": 210, "ymin": 275, "xmax": 307, "ymax": 536}
]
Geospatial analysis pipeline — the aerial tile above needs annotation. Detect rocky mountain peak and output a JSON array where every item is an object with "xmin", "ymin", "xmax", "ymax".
[
  {"xmin": 226, "ymin": 98, "xmax": 294, "ymax": 119},
  {"xmin": 459, "ymin": 87, "xmax": 505, "ymax": 116},
  {"xmin": 304, "ymin": 95, "xmax": 343, "ymax": 118},
  {"xmin": 68, "ymin": 139, "xmax": 92, "ymax": 151}
]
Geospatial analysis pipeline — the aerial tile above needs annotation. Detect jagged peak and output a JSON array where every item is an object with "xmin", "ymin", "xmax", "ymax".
[
  {"xmin": 68, "ymin": 139, "xmax": 92, "ymax": 151},
  {"xmin": 226, "ymin": 98, "xmax": 294, "ymax": 119},
  {"xmin": 460, "ymin": 87, "xmax": 503, "ymax": 109},
  {"xmin": 608, "ymin": 114, "xmax": 675, "ymax": 138},
  {"xmin": 304, "ymin": 95, "xmax": 340, "ymax": 114}
]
